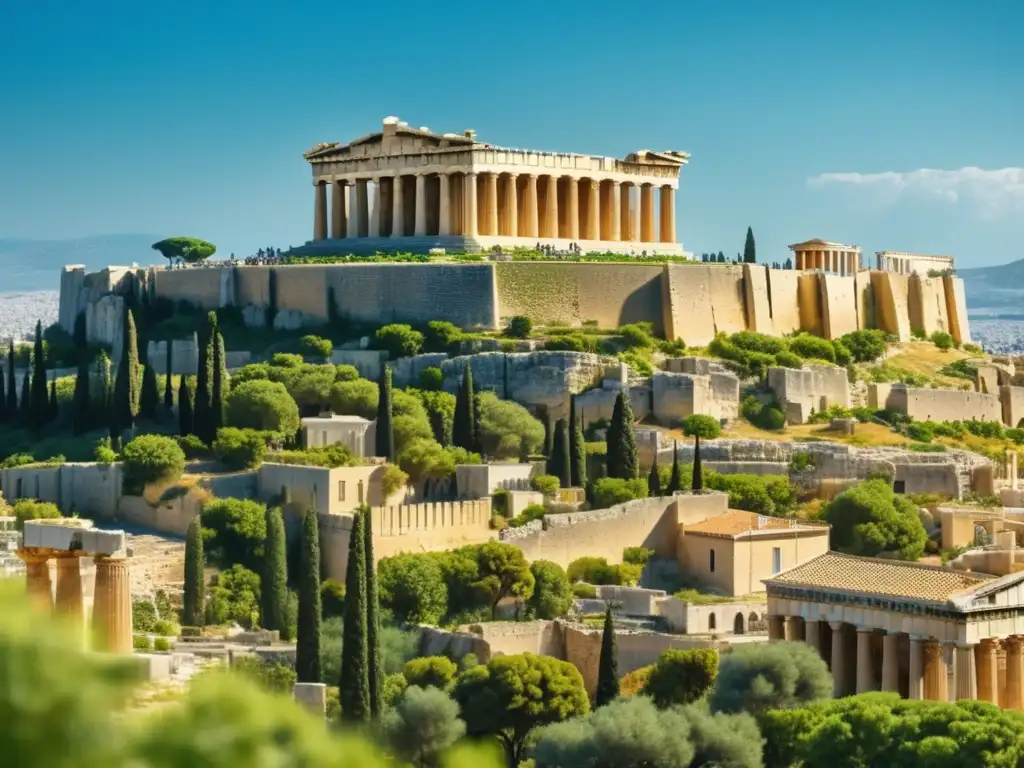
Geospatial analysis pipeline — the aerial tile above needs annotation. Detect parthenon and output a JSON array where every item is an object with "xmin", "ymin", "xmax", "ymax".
[
  {"xmin": 302, "ymin": 117, "xmax": 688, "ymax": 255},
  {"xmin": 789, "ymin": 239, "xmax": 863, "ymax": 275}
]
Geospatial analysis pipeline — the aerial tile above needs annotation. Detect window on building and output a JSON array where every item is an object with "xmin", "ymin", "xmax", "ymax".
[
  {"xmin": 772, "ymin": 547, "xmax": 782, "ymax": 575},
  {"xmin": 338, "ymin": 481, "xmax": 346, "ymax": 502},
  {"xmin": 709, "ymin": 549, "xmax": 716, "ymax": 573}
]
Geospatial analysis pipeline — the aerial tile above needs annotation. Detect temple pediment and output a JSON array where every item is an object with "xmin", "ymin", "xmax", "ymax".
[{"xmin": 625, "ymin": 149, "xmax": 690, "ymax": 166}]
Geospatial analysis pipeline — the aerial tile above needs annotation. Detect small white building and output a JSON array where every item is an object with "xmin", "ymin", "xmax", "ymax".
[{"xmin": 301, "ymin": 414, "xmax": 375, "ymax": 458}]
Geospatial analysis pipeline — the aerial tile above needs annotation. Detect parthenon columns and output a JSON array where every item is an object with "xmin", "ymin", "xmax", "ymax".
[
  {"xmin": 20, "ymin": 551, "xmax": 52, "ymax": 609},
  {"xmin": 414, "ymin": 175, "xmax": 427, "ymax": 236},
  {"xmin": 856, "ymin": 628, "xmax": 875, "ymax": 694},
  {"xmin": 830, "ymin": 622, "xmax": 846, "ymax": 697},
  {"xmin": 640, "ymin": 184, "xmax": 655, "ymax": 242},
  {"xmin": 438, "ymin": 175, "xmax": 451, "ymax": 236},
  {"xmin": 92, "ymin": 555, "xmax": 132, "ymax": 654},
  {"xmin": 331, "ymin": 180, "xmax": 347, "ymax": 239},
  {"xmin": 563, "ymin": 177, "xmax": 577, "ymax": 240},
  {"xmin": 977, "ymin": 638, "xmax": 999, "ymax": 703},
  {"xmin": 391, "ymin": 175, "xmax": 405, "ymax": 238},
  {"xmin": 523, "ymin": 175, "xmax": 539, "ymax": 238},
  {"xmin": 908, "ymin": 636, "xmax": 925, "ymax": 699},
  {"xmin": 767, "ymin": 615, "xmax": 784, "ymax": 640},
  {"xmin": 956, "ymin": 644, "xmax": 978, "ymax": 700},
  {"xmin": 54, "ymin": 553, "xmax": 84, "ymax": 622},
  {"xmin": 804, "ymin": 619, "xmax": 821, "ymax": 651},
  {"xmin": 369, "ymin": 179, "xmax": 382, "ymax": 238},
  {"xmin": 1007, "ymin": 637, "xmax": 1023, "ymax": 708},
  {"xmin": 464, "ymin": 173, "xmax": 478, "ymax": 237},
  {"xmin": 505, "ymin": 174, "xmax": 518, "ymax": 237},
  {"xmin": 660, "ymin": 186, "xmax": 675, "ymax": 243},
  {"xmin": 313, "ymin": 183, "xmax": 328, "ymax": 241},
  {"xmin": 923, "ymin": 641, "xmax": 948, "ymax": 702},
  {"xmin": 881, "ymin": 631, "xmax": 900, "ymax": 692}
]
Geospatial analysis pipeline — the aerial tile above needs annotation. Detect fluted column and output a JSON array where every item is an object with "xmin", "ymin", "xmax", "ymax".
[
  {"xmin": 619, "ymin": 183, "xmax": 633, "ymax": 241},
  {"xmin": 856, "ymin": 628, "xmax": 875, "ymax": 694},
  {"xmin": 522, "ymin": 175, "xmax": 539, "ymax": 238},
  {"xmin": 977, "ymin": 639, "xmax": 999, "ymax": 704},
  {"xmin": 640, "ymin": 185, "xmax": 655, "ymax": 243},
  {"xmin": 92, "ymin": 555, "xmax": 132, "ymax": 654},
  {"xmin": 830, "ymin": 622, "xmax": 846, "ymax": 696},
  {"xmin": 348, "ymin": 181, "xmax": 360, "ymax": 238},
  {"xmin": 331, "ymin": 181, "xmax": 347, "ymax": 239},
  {"xmin": 660, "ymin": 186, "xmax": 676, "ymax": 243},
  {"xmin": 391, "ymin": 175, "xmax": 405, "ymax": 238},
  {"xmin": 54, "ymin": 553, "xmax": 84, "ymax": 623},
  {"xmin": 908, "ymin": 636, "xmax": 925, "ymax": 699},
  {"xmin": 804, "ymin": 620, "xmax": 821, "ymax": 652},
  {"xmin": 767, "ymin": 615, "xmax": 784, "ymax": 640},
  {"xmin": 955, "ymin": 643, "xmax": 978, "ymax": 700},
  {"xmin": 438, "ymin": 174, "xmax": 451, "ymax": 236},
  {"xmin": 544, "ymin": 176, "xmax": 560, "ymax": 239},
  {"xmin": 923, "ymin": 640, "xmax": 947, "ymax": 701},
  {"xmin": 1006, "ymin": 636, "xmax": 1022, "ymax": 708},
  {"xmin": 607, "ymin": 181, "xmax": 621, "ymax": 241},
  {"xmin": 369, "ymin": 178, "xmax": 382, "ymax": 238},
  {"xmin": 414, "ymin": 175, "xmax": 427, "ymax": 236},
  {"xmin": 881, "ymin": 632, "xmax": 900, "ymax": 692},
  {"xmin": 585, "ymin": 180, "xmax": 600, "ymax": 241},
  {"xmin": 785, "ymin": 616, "xmax": 804, "ymax": 642},
  {"xmin": 19, "ymin": 551, "xmax": 52, "ymax": 610},
  {"xmin": 505, "ymin": 174, "xmax": 519, "ymax": 237},
  {"xmin": 484, "ymin": 172, "xmax": 499, "ymax": 236},
  {"xmin": 464, "ymin": 173, "xmax": 478, "ymax": 237},
  {"xmin": 313, "ymin": 183, "xmax": 328, "ymax": 240},
  {"xmin": 564, "ymin": 178, "xmax": 578, "ymax": 240}
]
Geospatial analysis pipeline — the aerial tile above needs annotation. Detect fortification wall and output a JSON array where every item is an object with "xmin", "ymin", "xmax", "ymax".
[
  {"xmin": 0, "ymin": 462, "xmax": 122, "ymax": 518},
  {"xmin": 495, "ymin": 262, "xmax": 664, "ymax": 332},
  {"xmin": 819, "ymin": 274, "xmax": 859, "ymax": 338},
  {"xmin": 797, "ymin": 274, "xmax": 822, "ymax": 336},
  {"xmin": 909, "ymin": 274, "xmax": 950, "ymax": 336},
  {"xmin": 118, "ymin": 493, "xmax": 200, "ymax": 536},
  {"xmin": 154, "ymin": 269, "xmax": 222, "ymax": 310},
  {"xmin": 743, "ymin": 264, "xmax": 772, "ymax": 334},
  {"xmin": 856, "ymin": 272, "xmax": 875, "ymax": 329},
  {"xmin": 1002, "ymin": 386, "xmax": 1024, "ymax": 429},
  {"xmin": 767, "ymin": 364, "xmax": 850, "ymax": 423},
  {"xmin": 885, "ymin": 385, "xmax": 1002, "ymax": 423},
  {"xmin": 872, "ymin": 272, "xmax": 912, "ymax": 340},
  {"xmin": 651, "ymin": 370, "xmax": 739, "ymax": 425},
  {"xmin": 663, "ymin": 264, "xmax": 747, "ymax": 345},
  {"xmin": 943, "ymin": 275, "xmax": 973, "ymax": 345},
  {"xmin": 766, "ymin": 268, "xmax": 802, "ymax": 335}
]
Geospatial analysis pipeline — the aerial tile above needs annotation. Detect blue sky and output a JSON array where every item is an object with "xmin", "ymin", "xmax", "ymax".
[{"xmin": 1, "ymin": 0, "xmax": 1021, "ymax": 267}]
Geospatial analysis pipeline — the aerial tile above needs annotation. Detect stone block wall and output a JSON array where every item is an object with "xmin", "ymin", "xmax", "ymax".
[
  {"xmin": 884, "ymin": 384, "xmax": 1002, "ymax": 424},
  {"xmin": 767, "ymin": 365, "xmax": 850, "ymax": 424},
  {"xmin": 909, "ymin": 274, "xmax": 951, "ymax": 336},
  {"xmin": 651, "ymin": 370, "xmax": 739, "ymax": 425},
  {"xmin": 146, "ymin": 336, "xmax": 200, "ymax": 375},
  {"xmin": 0, "ymin": 462, "xmax": 122, "ymax": 518},
  {"xmin": 1002, "ymin": 386, "xmax": 1024, "ymax": 429},
  {"xmin": 943, "ymin": 275, "xmax": 973, "ymax": 345},
  {"xmin": 872, "ymin": 272, "xmax": 912, "ymax": 340},
  {"xmin": 455, "ymin": 463, "xmax": 535, "ymax": 498},
  {"xmin": 819, "ymin": 274, "xmax": 859, "ymax": 338}
]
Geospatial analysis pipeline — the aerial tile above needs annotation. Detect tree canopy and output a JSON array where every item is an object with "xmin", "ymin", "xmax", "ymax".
[
  {"xmin": 823, "ymin": 478, "xmax": 928, "ymax": 560},
  {"xmin": 151, "ymin": 237, "xmax": 217, "ymax": 264},
  {"xmin": 709, "ymin": 640, "xmax": 832, "ymax": 717}
]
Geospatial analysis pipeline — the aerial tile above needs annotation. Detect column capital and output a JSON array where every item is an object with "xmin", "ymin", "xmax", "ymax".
[
  {"xmin": 17, "ymin": 549, "xmax": 52, "ymax": 565},
  {"xmin": 856, "ymin": 626, "xmax": 874, "ymax": 634},
  {"xmin": 828, "ymin": 621, "xmax": 844, "ymax": 631},
  {"xmin": 506, "ymin": 172, "xmax": 519, "ymax": 179}
]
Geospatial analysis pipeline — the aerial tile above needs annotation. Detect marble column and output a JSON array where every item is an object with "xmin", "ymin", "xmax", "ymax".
[
  {"xmin": 908, "ymin": 636, "xmax": 925, "ymax": 699},
  {"xmin": 640, "ymin": 185, "xmax": 655, "ymax": 243},
  {"xmin": 586, "ymin": 180, "xmax": 600, "ymax": 240},
  {"xmin": 619, "ymin": 183, "xmax": 632, "ymax": 241},
  {"xmin": 977, "ymin": 639, "xmax": 999, "ymax": 704},
  {"xmin": 1006, "ymin": 636, "xmax": 1022, "ymax": 708},
  {"xmin": 92, "ymin": 555, "xmax": 132, "ymax": 654},
  {"xmin": 391, "ymin": 176, "xmax": 405, "ymax": 238},
  {"xmin": 505, "ymin": 174, "xmax": 519, "ymax": 237},
  {"xmin": 881, "ymin": 632, "xmax": 900, "ymax": 692},
  {"xmin": 484, "ymin": 172, "xmax": 499, "ymax": 236},
  {"xmin": 830, "ymin": 622, "xmax": 846, "ymax": 696},
  {"xmin": 660, "ymin": 186, "xmax": 676, "ymax": 243},
  {"xmin": 313, "ymin": 183, "xmax": 328, "ymax": 240},
  {"xmin": 54, "ymin": 553, "xmax": 83, "ymax": 622},
  {"xmin": 767, "ymin": 615, "xmax": 784, "ymax": 640},
  {"xmin": 331, "ymin": 181, "xmax": 347, "ymax": 239},
  {"xmin": 523, "ymin": 175, "xmax": 539, "ymax": 238},
  {"xmin": 464, "ymin": 173, "xmax": 478, "ymax": 237},
  {"xmin": 544, "ymin": 176, "xmax": 561, "ymax": 239},
  {"xmin": 20, "ymin": 551, "xmax": 52, "ymax": 610},
  {"xmin": 414, "ymin": 175, "xmax": 427, "ymax": 236},
  {"xmin": 347, "ymin": 182, "xmax": 359, "ymax": 238},
  {"xmin": 369, "ymin": 179, "xmax": 382, "ymax": 238},
  {"xmin": 783, "ymin": 616, "xmax": 798, "ymax": 642},
  {"xmin": 856, "ymin": 628, "xmax": 875, "ymax": 694},
  {"xmin": 805, "ymin": 620, "xmax": 821, "ymax": 652},
  {"xmin": 955, "ymin": 643, "xmax": 978, "ymax": 700},
  {"xmin": 923, "ymin": 640, "xmax": 947, "ymax": 702},
  {"xmin": 438, "ymin": 174, "xmax": 451, "ymax": 236},
  {"xmin": 565, "ymin": 178, "xmax": 578, "ymax": 240}
]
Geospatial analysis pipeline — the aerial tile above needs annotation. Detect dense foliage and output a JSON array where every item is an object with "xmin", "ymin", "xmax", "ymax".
[
  {"xmin": 120, "ymin": 434, "xmax": 186, "ymax": 494},
  {"xmin": 823, "ymin": 478, "xmax": 928, "ymax": 559}
]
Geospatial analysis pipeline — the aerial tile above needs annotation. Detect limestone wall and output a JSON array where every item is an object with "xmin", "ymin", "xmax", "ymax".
[
  {"xmin": 909, "ymin": 274, "xmax": 951, "ymax": 336},
  {"xmin": 495, "ymin": 262, "xmax": 664, "ymax": 332},
  {"xmin": 796, "ymin": 274, "xmax": 823, "ymax": 336},
  {"xmin": 943, "ymin": 275, "xmax": 973, "ymax": 345},
  {"xmin": 118, "ymin": 493, "xmax": 200, "ymax": 536},
  {"xmin": 884, "ymin": 385, "xmax": 1002, "ymax": 423},
  {"xmin": 1002, "ymin": 386, "xmax": 1024, "ymax": 429},
  {"xmin": 856, "ymin": 272, "xmax": 875, "ymax": 329},
  {"xmin": 662, "ymin": 264, "xmax": 747, "ymax": 345},
  {"xmin": 872, "ymin": 272, "xmax": 912, "ymax": 340},
  {"xmin": 767, "ymin": 365, "xmax": 850, "ymax": 424},
  {"xmin": 0, "ymin": 462, "xmax": 122, "ymax": 518},
  {"xmin": 819, "ymin": 274, "xmax": 859, "ymax": 338},
  {"xmin": 455, "ymin": 463, "xmax": 535, "ymax": 498},
  {"xmin": 651, "ymin": 370, "xmax": 739, "ymax": 425},
  {"xmin": 766, "ymin": 268, "xmax": 802, "ymax": 336},
  {"xmin": 146, "ymin": 336, "xmax": 200, "ymax": 375},
  {"xmin": 743, "ymin": 264, "xmax": 772, "ymax": 334},
  {"xmin": 154, "ymin": 268, "xmax": 222, "ymax": 310}
]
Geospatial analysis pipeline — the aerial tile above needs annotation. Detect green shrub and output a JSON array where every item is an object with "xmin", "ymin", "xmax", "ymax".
[
  {"xmin": 320, "ymin": 578, "xmax": 346, "ymax": 619},
  {"xmin": 963, "ymin": 343, "xmax": 983, "ymax": 354},
  {"xmin": 93, "ymin": 437, "xmax": 118, "ymax": 464},
  {"xmin": 566, "ymin": 556, "xmax": 639, "ymax": 586},
  {"xmin": 908, "ymin": 442, "xmax": 946, "ymax": 453},
  {"xmin": 232, "ymin": 656, "xmax": 296, "ymax": 694},
  {"xmin": 659, "ymin": 338, "xmax": 688, "ymax": 356},
  {"xmin": 199, "ymin": 498, "xmax": 267, "ymax": 572},
  {"xmin": 622, "ymin": 546, "xmax": 654, "ymax": 566},
  {"xmin": 298, "ymin": 334, "xmax": 332, "ymax": 361},
  {"xmin": 477, "ymin": 392, "xmax": 545, "ymax": 458},
  {"xmin": 121, "ymin": 435, "xmax": 186, "ymax": 494},
  {"xmin": 402, "ymin": 656, "xmax": 458, "ymax": 690},
  {"xmin": 681, "ymin": 414, "xmax": 721, "ymax": 440},
  {"xmin": 174, "ymin": 434, "xmax": 210, "ymax": 459},
  {"xmin": 930, "ymin": 331, "xmax": 955, "ymax": 351},
  {"xmin": 905, "ymin": 422, "xmax": 934, "ymax": 443},
  {"xmin": 618, "ymin": 350, "xmax": 653, "ymax": 376},
  {"xmin": 789, "ymin": 451, "xmax": 814, "ymax": 471},
  {"xmin": 545, "ymin": 334, "xmax": 595, "ymax": 353},
  {"xmin": 531, "ymin": 475, "xmax": 560, "ymax": 495},
  {"xmin": 831, "ymin": 338, "xmax": 852, "ymax": 365},
  {"xmin": 823, "ymin": 478, "xmax": 927, "ymax": 560},
  {"xmin": 1006, "ymin": 429, "xmax": 1024, "ymax": 445},
  {"xmin": 528, "ymin": 560, "xmax": 572, "ymax": 619},
  {"xmin": 180, "ymin": 626, "xmax": 201, "ymax": 638},
  {"xmin": 572, "ymin": 583, "xmax": 597, "ymax": 599},
  {"xmin": 840, "ymin": 329, "xmax": 887, "ymax": 362},
  {"xmin": 273, "ymin": 443, "xmax": 360, "ymax": 468},
  {"xmin": 592, "ymin": 477, "xmax": 648, "ymax": 509},
  {"xmin": 617, "ymin": 323, "xmax": 654, "ymax": 349},
  {"xmin": 417, "ymin": 366, "xmax": 444, "ymax": 391},
  {"xmin": 730, "ymin": 331, "xmax": 786, "ymax": 356},
  {"xmin": 740, "ymin": 395, "xmax": 786, "ymax": 431},
  {"xmin": 153, "ymin": 619, "xmax": 176, "ymax": 636},
  {"xmin": 938, "ymin": 358, "xmax": 977, "ymax": 380},
  {"xmin": 270, "ymin": 353, "xmax": 303, "ymax": 368},
  {"xmin": 153, "ymin": 637, "xmax": 171, "ymax": 652},
  {"xmin": 964, "ymin": 419, "xmax": 1004, "ymax": 439},
  {"xmin": 374, "ymin": 324, "xmax": 424, "ymax": 358},
  {"xmin": 226, "ymin": 379, "xmax": 300, "ymax": 436},
  {"xmin": 212, "ymin": 427, "xmax": 266, "ymax": 470},
  {"xmin": 0, "ymin": 453, "xmax": 35, "ymax": 469},
  {"xmin": 133, "ymin": 635, "xmax": 153, "ymax": 651},
  {"xmin": 334, "ymin": 364, "xmax": 360, "ymax": 382},
  {"xmin": 774, "ymin": 350, "xmax": 802, "ymax": 368},
  {"xmin": 911, "ymin": 326, "xmax": 927, "ymax": 340},
  {"xmin": 509, "ymin": 504, "xmax": 546, "ymax": 528},
  {"xmin": 642, "ymin": 648, "xmax": 719, "ymax": 708},
  {"xmin": 788, "ymin": 334, "xmax": 836, "ymax": 363},
  {"xmin": 423, "ymin": 320, "xmax": 463, "ymax": 352},
  {"xmin": 506, "ymin": 316, "xmax": 533, "ymax": 339}
]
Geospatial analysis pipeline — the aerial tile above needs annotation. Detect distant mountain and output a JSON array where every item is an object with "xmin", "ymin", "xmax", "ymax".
[
  {"xmin": 0, "ymin": 234, "xmax": 161, "ymax": 291},
  {"xmin": 959, "ymin": 259, "xmax": 1024, "ymax": 314}
]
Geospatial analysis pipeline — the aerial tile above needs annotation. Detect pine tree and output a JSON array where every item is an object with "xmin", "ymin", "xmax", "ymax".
[
  {"xmin": 72, "ymin": 359, "xmax": 91, "ymax": 435},
  {"xmin": 743, "ymin": 226, "xmax": 757, "ymax": 264},
  {"xmin": 452, "ymin": 363, "xmax": 476, "ymax": 452},
  {"xmin": 605, "ymin": 392, "xmax": 638, "ymax": 479},
  {"xmin": 375, "ymin": 366, "xmax": 395, "ymax": 462},
  {"xmin": 113, "ymin": 309, "xmax": 140, "ymax": 431},
  {"xmin": 542, "ymin": 410, "xmax": 553, "ymax": 458},
  {"xmin": 30, "ymin": 321, "xmax": 49, "ymax": 429},
  {"xmin": 261, "ymin": 507, "xmax": 290, "ymax": 639},
  {"xmin": 340, "ymin": 510, "xmax": 370, "ymax": 723},
  {"xmin": 163, "ymin": 342, "xmax": 174, "ymax": 412},
  {"xmin": 595, "ymin": 605, "xmax": 619, "ymax": 707},
  {"xmin": 692, "ymin": 435, "xmax": 704, "ymax": 492},
  {"xmin": 364, "ymin": 504, "xmax": 383, "ymax": 717},
  {"xmin": 648, "ymin": 450, "xmax": 661, "ymax": 496},
  {"xmin": 48, "ymin": 376, "xmax": 58, "ymax": 422},
  {"xmin": 666, "ymin": 440, "xmax": 681, "ymax": 494},
  {"xmin": 550, "ymin": 419, "xmax": 571, "ymax": 488},
  {"xmin": 6, "ymin": 341, "xmax": 17, "ymax": 415},
  {"xmin": 178, "ymin": 376, "xmax": 194, "ymax": 436},
  {"xmin": 140, "ymin": 364, "xmax": 159, "ymax": 420},
  {"xmin": 183, "ymin": 516, "xmax": 205, "ymax": 627},
  {"xmin": 296, "ymin": 507, "xmax": 322, "ymax": 683},
  {"xmin": 569, "ymin": 396, "xmax": 587, "ymax": 488}
]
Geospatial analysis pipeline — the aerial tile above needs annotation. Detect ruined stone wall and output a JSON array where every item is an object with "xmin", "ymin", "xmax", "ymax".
[
  {"xmin": 856, "ymin": 272, "xmax": 875, "ymax": 329},
  {"xmin": 651, "ymin": 370, "xmax": 739, "ymax": 425},
  {"xmin": 146, "ymin": 336, "xmax": 200, "ymax": 375},
  {"xmin": 1002, "ymin": 386, "xmax": 1024, "ymax": 428},
  {"xmin": 767, "ymin": 365, "xmax": 850, "ymax": 423},
  {"xmin": 909, "ymin": 274, "xmax": 951, "ymax": 336},
  {"xmin": 819, "ymin": 274, "xmax": 859, "ymax": 338},
  {"xmin": 872, "ymin": 272, "xmax": 912, "ymax": 340},
  {"xmin": 885, "ymin": 385, "xmax": 1002, "ymax": 423},
  {"xmin": 495, "ymin": 262, "xmax": 665, "ymax": 332},
  {"xmin": 0, "ymin": 462, "xmax": 122, "ymax": 518}
]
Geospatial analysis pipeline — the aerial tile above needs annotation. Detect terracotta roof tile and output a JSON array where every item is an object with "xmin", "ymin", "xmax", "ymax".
[
  {"xmin": 684, "ymin": 510, "xmax": 827, "ymax": 539},
  {"xmin": 765, "ymin": 552, "xmax": 993, "ymax": 603}
]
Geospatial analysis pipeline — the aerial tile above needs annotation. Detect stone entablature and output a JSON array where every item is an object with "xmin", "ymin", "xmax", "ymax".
[{"xmin": 876, "ymin": 251, "xmax": 955, "ymax": 275}]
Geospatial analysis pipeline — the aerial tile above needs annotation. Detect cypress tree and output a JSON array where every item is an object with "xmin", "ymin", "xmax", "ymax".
[
  {"xmin": 267, "ymin": 269, "xmax": 278, "ymax": 330},
  {"xmin": 296, "ymin": 507, "xmax": 322, "ymax": 683},
  {"xmin": 163, "ymin": 342, "xmax": 174, "ymax": 412},
  {"xmin": 692, "ymin": 435, "xmax": 704, "ymax": 492},
  {"xmin": 375, "ymin": 366, "xmax": 395, "ymax": 462},
  {"xmin": 550, "ymin": 419, "xmax": 571, "ymax": 488},
  {"xmin": 261, "ymin": 507, "xmax": 290, "ymax": 639},
  {"xmin": 743, "ymin": 226, "xmax": 757, "ymax": 264},
  {"xmin": 340, "ymin": 510, "xmax": 370, "ymax": 723},
  {"xmin": 606, "ymin": 392, "xmax": 638, "ymax": 479},
  {"xmin": 113, "ymin": 309, "xmax": 140, "ymax": 431},
  {"xmin": 194, "ymin": 318, "xmax": 212, "ymax": 443},
  {"xmin": 19, "ymin": 368, "xmax": 31, "ymax": 420},
  {"xmin": 6, "ymin": 341, "xmax": 17, "ymax": 415},
  {"xmin": 648, "ymin": 451, "xmax": 661, "ymax": 496},
  {"xmin": 72, "ymin": 311, "xmax": 87, "ymax": 361},
  {"xmin": 542, "ymin": 410, "xmax": 553, "ymax": 458},
  {"xmin": 595, "ymin": 604, "xmax": 619, "ymax": 707},
  {"xmin": 30, "ymin": 320, "xmax": 49, "ymax": 429},
  {"xmin": 178, "ymin": 376, "xmax": 194, "ymax": 436},
  {"xmin": 48, "ymin": 376, "xmax": 58, "ymax": 422},
  {"xmin": 364, "ymin": 504, "xmax": 383, "ymax": 717},
  {"xmin": 0, "ymin": 360, "xmax": 6, "ymax": 423},
  {"xmin": 666, "ymin": 440, "xmax": 681, "ymax": 494},
  {"xmin": 211, "ymin": 328, "xmax": 227, "ymax": 435},
  {"xmin": 452, "ymin": 363, "xmax": 476, "ymax": 452},
  {"xmin": 140, "ymin": 364, "xmax": 159, "ymax": 420},
  {"xmin": 182, "ymin": 516, "xmax": 205, "ymax": 627},
  {"xmin": 569, "ymin": 396, "xmax": 586, "ymax": 488},
  {"xmin": 72, "ymin": 360, "xmax": 91, "ymax": 435}
]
